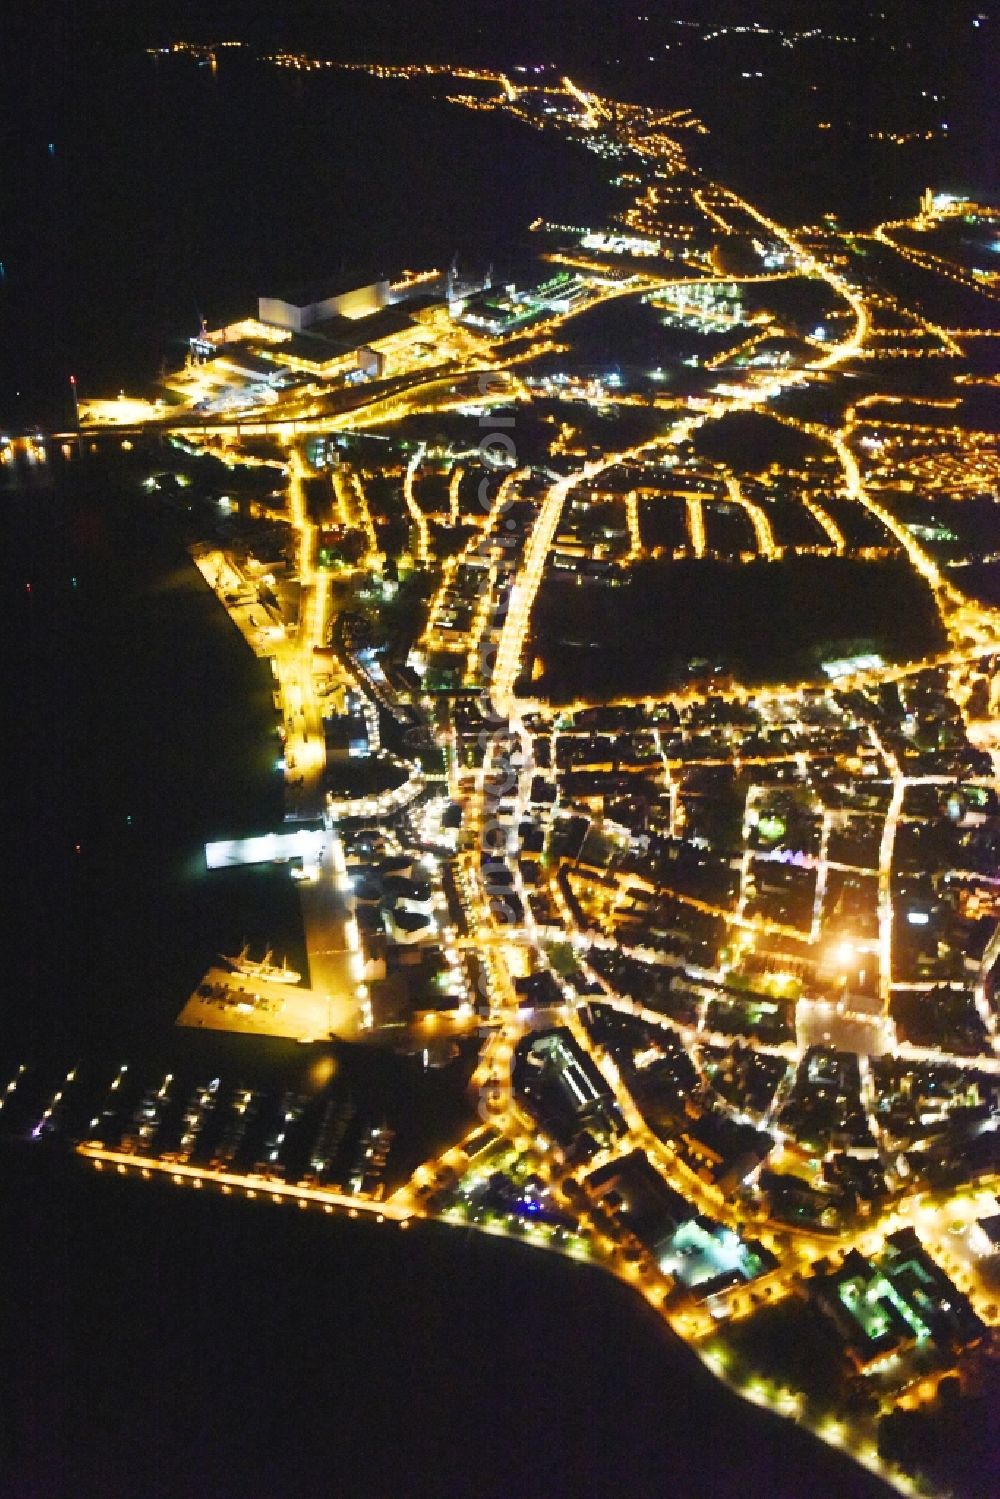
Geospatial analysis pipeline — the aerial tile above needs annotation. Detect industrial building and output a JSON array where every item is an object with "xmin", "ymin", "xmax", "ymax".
[{"xmin": 258, "ymin": 277, "xmax": 391, "ymax": 332}]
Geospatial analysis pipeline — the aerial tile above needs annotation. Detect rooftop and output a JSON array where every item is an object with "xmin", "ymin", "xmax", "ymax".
[
  {"xmin": 249, "ymin": 308, "xmax": 417, "ymax": 365},
  {"xmin": 262, "ymin": 273, "xmax": 390, "ymax": 308},
  {"xmin": 586, "ymin": 1149, "xmax": 695, "ymax": 1253},
  {"xmin": 809, "ymin": 1229, "xmax": 986, "ymax": 1371},
  {"xmin": 310, "ymin": 307, "xmax": 417, "ymax": 347}
]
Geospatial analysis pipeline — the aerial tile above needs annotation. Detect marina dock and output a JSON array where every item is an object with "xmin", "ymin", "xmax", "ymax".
[{"xmin": 176, "ymin": 962, "xmax": 359, "ymax": 1042}]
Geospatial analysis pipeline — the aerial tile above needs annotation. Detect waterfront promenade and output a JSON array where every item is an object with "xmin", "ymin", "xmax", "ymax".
[{"xmin": 184, "ymin": 532, "xmax": 366, "ymax": 1041}]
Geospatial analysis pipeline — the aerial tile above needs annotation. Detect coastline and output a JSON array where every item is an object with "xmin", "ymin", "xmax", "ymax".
[
  {"xmin": 0, "ymin": 449, "xmax": 905, "ymax": 1493},
  {"xmin": 3, "ymin": 1141, "xmax": 897, "ymax": 1499}
]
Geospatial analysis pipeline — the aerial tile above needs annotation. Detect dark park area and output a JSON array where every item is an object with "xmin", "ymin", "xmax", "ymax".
[{"xmin": 531, "ymin": 556, "xmax": 946, "ymax": 700}]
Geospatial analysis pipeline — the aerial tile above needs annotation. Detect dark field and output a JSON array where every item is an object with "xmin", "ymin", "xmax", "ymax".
[
  {"xmin": 692, "ymin": 411, "xmax": 828, "ymax": 474},
  {"xmin": 530, "ymin": 556, "xmax": 946, "ymax": 700}
]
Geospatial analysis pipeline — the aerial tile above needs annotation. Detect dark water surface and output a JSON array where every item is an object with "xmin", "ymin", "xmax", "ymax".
[
  {"xmin": 1, "ymin": 451, "xmax": 294, "ymax": 1060},
  {"xmin": 2, "ymin": 1147, "xmax": 895, "ymax": 1499},
  {"xmin": 0, "ymin": 37, "xmax": 613, "ymax": 426}
]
